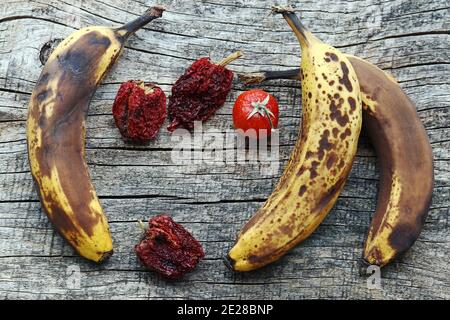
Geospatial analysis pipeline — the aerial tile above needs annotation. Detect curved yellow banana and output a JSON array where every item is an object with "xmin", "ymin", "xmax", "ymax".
[
  {"xmin": 237, "ymin": 55, "xmax": 434, "ymax": 268},
  {"xmin": 27, "ymin": 6, "xmax": 165, "ymax": 262},
  {"xmin": 227, "ymin": 8, "xmax": 362, "ymax": 271}
]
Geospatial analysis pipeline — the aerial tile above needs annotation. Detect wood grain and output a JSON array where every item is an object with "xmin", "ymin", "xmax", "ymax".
[{"xmin": 0, "ymin": 0, "xmax": 449, "ymax": 299}]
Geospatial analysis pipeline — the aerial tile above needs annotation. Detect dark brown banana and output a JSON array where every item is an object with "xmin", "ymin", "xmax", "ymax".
[{"xmin": 27, "ymin": 6, "xmax": 165, "ymax": 262}]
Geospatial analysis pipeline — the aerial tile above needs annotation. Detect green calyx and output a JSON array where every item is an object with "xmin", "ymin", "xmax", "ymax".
[{"xmin": 246, "ymin": 94, "xmax": 275, "ymax": 129}]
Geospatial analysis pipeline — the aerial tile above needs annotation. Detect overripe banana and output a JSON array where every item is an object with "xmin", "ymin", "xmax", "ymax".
[
  {"xmin": 27, "ymin": 6, "xmax": 165, "ymax": 262},
  {"xmin": 352, "ymin": 56, "xmax": 434, "ymax": 267},
  {"xmin": 226, "ymin": 8, "xmax": 362, "ymax": 271},
  {"xmin": 237, "ymin": 39, "xmax": 434, "ymax": 268}
]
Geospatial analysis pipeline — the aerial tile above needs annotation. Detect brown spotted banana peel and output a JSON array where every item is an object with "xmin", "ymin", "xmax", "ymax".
[
  {"xmin": 226, "ymin": 8, "xmax": 362, "ymax": 272},
  {"xmin": 352, "ymin": 56, "xmax": 434, "ymax": 267},
  {"xmin": 27, "ymin": 6, "xmax": 165, "ymax": 262},
  {"xmin": 237, "ymin": 52, "xmax": 434, "ymax": 268}
]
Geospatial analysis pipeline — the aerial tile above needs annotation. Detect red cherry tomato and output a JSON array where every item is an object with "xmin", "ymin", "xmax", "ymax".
[{"xmin": 233, "ymin": 89, "xmax": 279, "ymax": 139}]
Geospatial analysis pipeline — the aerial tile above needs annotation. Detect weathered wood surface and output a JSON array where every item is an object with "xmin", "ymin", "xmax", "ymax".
[{"xmin": 0, "ymin": 0, "xmax": 449, "ymax": 299}]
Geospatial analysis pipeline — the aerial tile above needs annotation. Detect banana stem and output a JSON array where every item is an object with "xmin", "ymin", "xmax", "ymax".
[
  {"xmin": 238, "ymin": 69, "xmax": 301, "ymax": 85},
  {"xmin": 116, "ymin": 5, "xmax": 165, "ymax": 39},
  {"xmin": 271, "ymin": 6, "xmax": 311, "ymax": 48}
]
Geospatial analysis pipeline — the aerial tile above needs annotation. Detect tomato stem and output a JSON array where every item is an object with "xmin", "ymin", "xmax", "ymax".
[
  {"xmin": 216, "ymin": 51, "xmax": 243, "ymax": 66},
  {"xmin": 246, "ymin": 94, "xmax": 275, "ymax": 129},
  {"xmin": 264, "ymin": 108, "xmax": 275, "ymax": 130},
  {"xmin": 137, "ymin": 81, "xmax": 155, "ymax": 94},
  {"xmin": 138, "ymin": 220, "xmax": 146, "ymax": 231}
]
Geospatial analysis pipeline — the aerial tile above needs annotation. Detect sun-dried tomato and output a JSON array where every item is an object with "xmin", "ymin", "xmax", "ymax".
[
  {"xmin": 135, "ymin": 215, "xmax": 205, "ymax": 279},
  {"xmin": 167, "ymin": 51, "xmax": 242, "ymax": 132},
  {"xmin": 113, "ymin": 80, "xmax": 166, "ymax": 142}
]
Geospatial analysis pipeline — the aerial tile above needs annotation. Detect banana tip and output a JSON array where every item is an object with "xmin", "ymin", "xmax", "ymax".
[
  {"xmin": 358, "ymin": 257, "xmax": 383, "ymax": 276},
  {"xmin": 237, "ymin": 72, "xmax": 266, "ymax": 85},
  {"xmin": 223, "ymin": 255, "xmax": 236, "ymax": 271},
  {"xmin": 149, "ymin": 5, "xmax": 166, "ymax": 17},
  {"xmin": 97, "ymin": 249, "xmax": 114, "ymax": 263},
  {"xmin": 271, "ymin": 6, "xmax": 295, "ymax": 15}
]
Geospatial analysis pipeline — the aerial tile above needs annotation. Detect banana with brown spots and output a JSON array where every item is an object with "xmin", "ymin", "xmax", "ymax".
[
  {"xmin": 27, "ymin": 6, "xmax": 165, "ymax": 262},
  {"xmin": 236, "ymin": 40, "xmax": 434, "ymax": 268},
  {"xmin": 226, "ymin": 8, "xmax": 363, "ymax": 271},
  {"xmin": 352, "ymin": 56, "xmax": 434, "ymax": 267}
]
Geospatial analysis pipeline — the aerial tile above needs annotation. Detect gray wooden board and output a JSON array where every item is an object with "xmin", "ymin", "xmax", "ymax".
[{"xmin": 0, "ymin": 0, "xmax": 449, "ymax": 299}]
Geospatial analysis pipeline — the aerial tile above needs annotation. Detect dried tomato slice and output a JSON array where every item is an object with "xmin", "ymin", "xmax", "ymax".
[
  {"xmin": 113, "ymin": 80, "xmax": 166, "ymax": 141},
  {"xmin": 135, "ymin": 215, "xmax": 205, "ymax": 279},
  {"xmin": 167, "ymin": 52, "xmax": 242, "ymax": 132}
]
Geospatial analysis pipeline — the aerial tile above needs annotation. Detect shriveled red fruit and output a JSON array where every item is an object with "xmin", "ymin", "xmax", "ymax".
[
  {"xmin": 167, "ymin": 51, "xmax": 242, "ymax": 132},
  {"xmin": 134, "ymin": 215, "xmax": 205, "ymax": 279},
  {"xmin": 113, "ymin": 80, "xmax": 166, "ymax": 141}
]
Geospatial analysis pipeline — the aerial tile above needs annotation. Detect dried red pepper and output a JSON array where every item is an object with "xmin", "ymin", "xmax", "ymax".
[
  {"xmin": 113, "ymin": 80, "xmax": 166, "ymax": 142},
  {"xmin": 167, "ymin": 51, "xmax": 242, "ymax": 132},
  {"xmin": 134, "ymin": 215, "xmax": 205, "ymax": 279}
]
